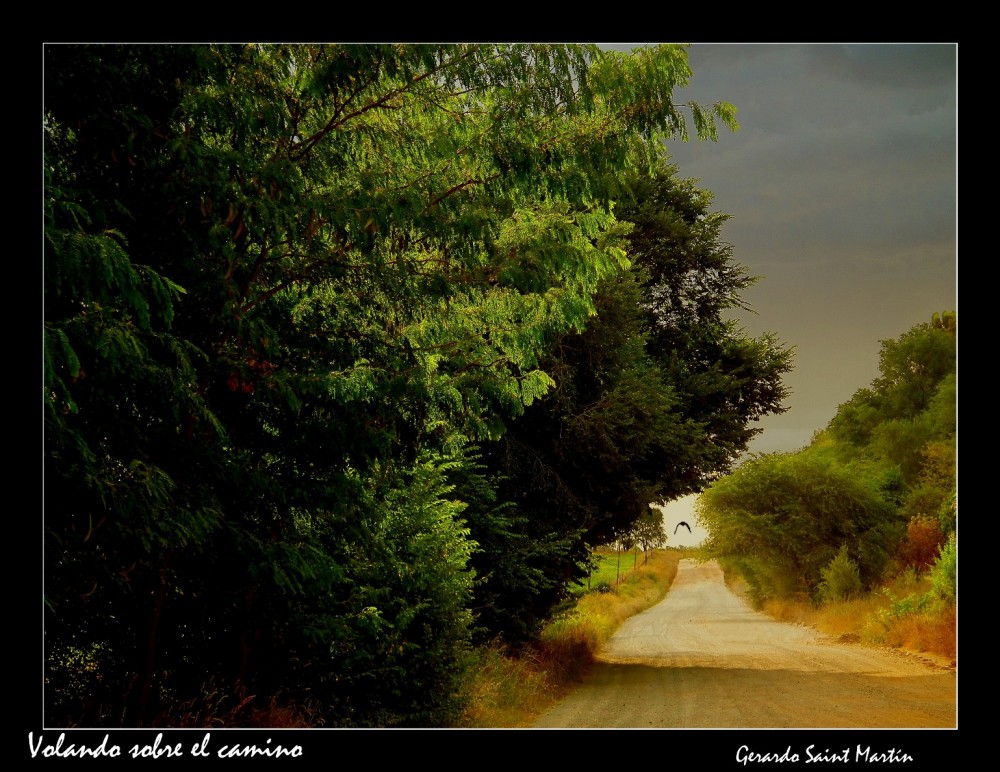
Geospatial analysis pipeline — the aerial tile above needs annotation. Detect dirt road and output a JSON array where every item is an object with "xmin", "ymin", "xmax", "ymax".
[{"xmin": 533, "ymin": 559, "xmax": 956, "ymax": 728}]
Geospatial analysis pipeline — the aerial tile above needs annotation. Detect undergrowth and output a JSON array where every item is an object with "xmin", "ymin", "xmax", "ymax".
[
  {"xmin": 731, "ymin": 539, "xmax": 957, "ymax": 664},
  {"xmin": 455, "ymin": 548, "xmax": 686, "ymax": 727}
]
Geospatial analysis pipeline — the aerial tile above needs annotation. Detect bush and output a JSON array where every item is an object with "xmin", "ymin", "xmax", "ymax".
[
  {"xmin": 817, "ymin": 545, "xmax": 862, "ymax": 603},
  {"xmin": 698, "ymin": 451, "xmax": 903, "ymax": 595},
  {"xmin": 899, "ymin": 514, "xmax": 947, "ymax": 571},
  {"xmin": 928, "ymin": 533, "xmax": 956, "ymax": 603},
  {"xmin": 725, "ymin": 555, "xmax": 809, "ymax": 607}
]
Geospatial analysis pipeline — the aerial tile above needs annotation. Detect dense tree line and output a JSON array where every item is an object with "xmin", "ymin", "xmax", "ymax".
[
  {"xmin": 44, "ymin": 44, "xmax": 789, "ymax": 726},
  {"xmin": 698, "ymin": 312, "xmax": 956, "ymax": 604},
  {"xmin": 472, "ymin": 168, "xmax": 791, "ymax": 642}
]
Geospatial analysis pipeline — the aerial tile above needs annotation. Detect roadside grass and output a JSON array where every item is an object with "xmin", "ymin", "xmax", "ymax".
[
  {"xmin": 880, "ymin": 604, "xmax": 955, "ymax": 660},
  {"xmin": 455, "ymin": 641, "xmax": 556, "ymax": 728},
  {"xmin": 727, "ymin": 564, "xmax": 956, "ymax": 665},
  {"xmin": 456, "ymin": 548, "xmax": 688, "ymax": 727}
]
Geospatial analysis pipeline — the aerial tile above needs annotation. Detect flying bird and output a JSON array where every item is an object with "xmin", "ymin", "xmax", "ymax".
[{"xmin": 674, "ymin": 521, "xmax": 692, "ymax": 534}]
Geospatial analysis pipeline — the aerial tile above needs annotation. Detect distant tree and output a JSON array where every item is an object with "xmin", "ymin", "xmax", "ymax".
[
  {"xmin": 828, "ymin": 312, "xmax": 957, "ymax": 540},
  {"xmin": 697, "ymin": 312, "xmax": 956, "ymax": 604},
  {"xmin": 697, "ymin": 450, "xmax": 902, "ymax": 601},
  {"xmin": 829, "ymin": 312, "xmax": 956, "ymax": 483},
  {"xmin": 634, "ymin": 508, "xmax": 667, "ymax": 563}
]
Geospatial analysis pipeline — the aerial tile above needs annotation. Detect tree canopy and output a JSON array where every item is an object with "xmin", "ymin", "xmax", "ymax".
[
  {"xmin": 44, "ymin": 43, "xmax": 776, "ymax": 726},
  {"xmin": 471, "ymin": 163, "xmax": 792, "ymax": 641},
  {"xmin": 697, "ymin": 312, "xmax": 956, "ymax": 605}
]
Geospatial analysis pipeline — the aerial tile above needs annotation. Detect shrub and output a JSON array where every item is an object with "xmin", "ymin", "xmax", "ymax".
[
  {"xmin": 899, "ymin": 514, "xmax": 947, "ymax": 571},
  {"xmin": 816, "ymin": 545, "xmax": 862, "ymax": 603},
  {"xmin": 698, "ymin": 451, "xmax": 903, "ymax": 595},
  {"xmin": 927, "ymin": 533, "xmax": 957, "ymax": 603}
]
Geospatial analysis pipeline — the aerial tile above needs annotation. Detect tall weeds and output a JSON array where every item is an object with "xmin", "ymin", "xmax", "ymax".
[
  {"xmin": 741, "ymin": 548, "xmax": 956, "ymax": 664},
  {"xmin": 456, "ymin": 549, "xmax": 685, "ymax": 727}
]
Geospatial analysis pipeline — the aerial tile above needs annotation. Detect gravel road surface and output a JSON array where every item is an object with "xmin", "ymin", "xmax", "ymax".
[{"xmin": 533, "ymin": 559, "xmax": 956, "ymax": 728}]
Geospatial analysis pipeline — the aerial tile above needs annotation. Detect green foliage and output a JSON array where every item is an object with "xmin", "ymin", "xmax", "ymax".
[
  {"xmin": 876, "ymin": 533, "xmax": 958, "ymax": 644},
  {"xmin": 816, "ymin": 545, "xmax": 863, "ymax": 604},
  {"xmin": 828, "ymin": 313, "xmax": 956, "ymax": 485},
  {"xmin": 632, "ymin": 507, "xmax": 667, "ymax": 551},
  {"xmin": 472, "ymin": 159, "xmax": 791, "ymax": 642},
  {"xmin": 875, "ymin": 533, "xmax": 956, "ymax": 631},
  {"xmin": 937, "ymin": 492, "xmax": 957, "ymax": 534},
  {"xmin": 729, "ymin": 556, "xmax": 807, "ymax": 605},
  {"xmin": 698, "ymin": 313, "xmax": 955, "ymax": 604},
  {"xmin": 876, "ymin": 588, "xmax": 930, "ymax": 627},
  {"xmin": 622, "ymin": 163, "xmax": 793, "ymax": 492},
  {"xmin": 321, "ymin": 454, "xmax": 476, "ymax": 726},
  {"xmin": 45, "ymin": 43, "xmax": 745, "ymax": 725},
  {"xmin": 826, "ymin": 313, "xmax": 957, "ymax": 563},
  {"xmin": 698, "ymin": 450, "xmax": 902, "ymax": 598},
  {"xmin": 927, "ymin": 533, "xmax": 957, "ymax": 604},
  {"xmin": 581, "ymin": 551, "xmax": 634, "ymax": 593}
]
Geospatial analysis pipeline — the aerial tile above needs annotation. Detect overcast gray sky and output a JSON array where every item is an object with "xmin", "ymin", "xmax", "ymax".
[{"xmin": 643, "ymin": 43, "xmax": 957, "ymax": 544}]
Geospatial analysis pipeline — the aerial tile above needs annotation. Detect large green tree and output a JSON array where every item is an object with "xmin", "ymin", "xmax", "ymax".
[
  {"xmin": 828, "ymin": 311, "xmax": 956, "ymax": 487},
  {"xmin": 44, "ymin": 43, "xmax": 738, "ymax": 725},
  {"xmin": 624, "ymin": 168, "xmax": 793, "ymax": 483},
  {"xmin": 469, "ymin": 160, "xmax": 792, "ymax": 643},
  {"xmin": 697, "ymin": 450, "xmax": 903, "ymax": 601}
]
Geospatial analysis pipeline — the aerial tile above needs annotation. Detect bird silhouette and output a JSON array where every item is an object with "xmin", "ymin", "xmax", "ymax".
[{"xmin": 674, "ymin": 521, "xmax": 692, "ymax": 534}]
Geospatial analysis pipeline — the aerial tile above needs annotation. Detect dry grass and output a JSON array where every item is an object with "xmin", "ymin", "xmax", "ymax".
[
  {"xmin": 759, "ymin": 594, "xmax": 888, "ymax": 639},
  {"xmin": 760, "ymin": 596, "xmax": 817, "ymax": 626},
  {"xmin": 150, "ymin": 685, "xmax": 319, "ymax": 728},
  {"xmin": 813, "ymin": 596, "xmax": 889, "ymax": 639},
  {"xmin": 882, "ymin": 604, "xmax": 956, "ymax": 660},
  {"xmin": 455, "ymin": 642, "xmax": 558, "ymax": 728},
  {"xmin": 456, "ymin": 548, "xmax": 686, "ymax": 727},
  {"xmin": 746, "ymin": 568, "xmax": 956, "ymax": 664}
]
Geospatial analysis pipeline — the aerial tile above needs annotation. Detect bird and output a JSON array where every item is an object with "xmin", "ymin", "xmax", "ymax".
[{"xmin": 674, "ymin": 521, "xmax": 692, "ymax": 534}]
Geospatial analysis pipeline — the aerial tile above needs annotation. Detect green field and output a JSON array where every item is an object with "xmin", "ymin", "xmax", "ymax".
[{"xmin": 576, "ymin": 549, "xmax": 645, "ymax": 593}]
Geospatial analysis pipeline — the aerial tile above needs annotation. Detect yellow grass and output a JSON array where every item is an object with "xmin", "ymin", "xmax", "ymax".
[
  {"xmin": 455, "ymin": 642, "xmax": 557, "ymax": 728},
  {"xmin": 456, "ymin": 548, "xmax": 686, "ymax": 727},
  {"xmin": 882, "ymin": 604, "xmax": 956, "ymax": 660},
  {"xmin": 740, "ymin": 569, "xmax": 956, "ymax": 664}
]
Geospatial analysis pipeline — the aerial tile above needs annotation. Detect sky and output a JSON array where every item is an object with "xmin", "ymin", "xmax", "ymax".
[{"xmin": 639, "ymin": 43, "xmax": 957, "ymax": 546}]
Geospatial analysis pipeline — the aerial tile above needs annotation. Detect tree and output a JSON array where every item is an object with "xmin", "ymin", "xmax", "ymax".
[
  {"xmin": 826, "ymin": 312, "xmax": 956, "ymax": 535},
  {"xmin": 697, "ymin": 313, "xmax": 956, "ymax": 604},
  {"xmin": 828, "ymin": 312, "xmax": 956, "ymax": 480},
  {"xmin": 633, "ymin": 507, "xmax": 667, "ymax": 564},
  {"xmin": 469, "ymin": 158, "xmax": 792, "ymax": 643},
  {"xmin": 44, "ymin": 43, "xmax": 738, "ymax": 725},
  {"xmin": 623, "ymin": 166, "xmax": 793, "ymax": 486},
  {"xmin": 697, "ymin": 451, "xmax": 903, "ymax": 601},
  {"xmin": 816, "ymin": 544, "xmax": 863, "ymax": 603},
  {"xmin": 472, "ymin": 267, "xmax": 685, "ymax": 639}
]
